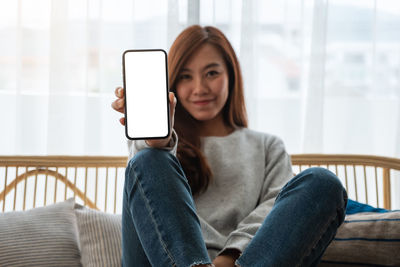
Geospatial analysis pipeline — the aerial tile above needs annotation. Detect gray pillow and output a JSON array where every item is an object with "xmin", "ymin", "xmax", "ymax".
[
  {"xmin": 0, "ymin": 198, "xmax": 81, "ymax": 267},
  {"xmin": 321, "ymin": 211, "xmax": 400, "ymax": 266},
  {"xmin": 74, "ymin": 204, "xmax": 122, "ymax": 267}
]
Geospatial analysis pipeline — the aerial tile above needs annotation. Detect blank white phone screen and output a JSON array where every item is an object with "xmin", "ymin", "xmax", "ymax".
[{"xmin": 124, "ymin": 50, "xmax": 169, "ymax": 139}]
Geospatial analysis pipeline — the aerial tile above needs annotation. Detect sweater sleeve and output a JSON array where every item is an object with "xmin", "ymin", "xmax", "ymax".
[
  {"xmin": 219, "ymin": 136, "xmax": 294, "ymax": 255},
  {"xmin": 127, "ymin": 129, "xmax": 179, "ymax": 161}
]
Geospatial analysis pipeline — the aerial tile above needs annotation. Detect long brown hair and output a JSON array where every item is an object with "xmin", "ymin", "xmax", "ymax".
[{"xmin": 168, "ymin": 25, "xmax": 248, "ymax": 196}]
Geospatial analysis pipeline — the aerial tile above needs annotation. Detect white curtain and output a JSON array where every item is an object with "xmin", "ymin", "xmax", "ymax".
[{"xmin": 1, "ymin": 0, "xmax": 400, "ymax": 203}]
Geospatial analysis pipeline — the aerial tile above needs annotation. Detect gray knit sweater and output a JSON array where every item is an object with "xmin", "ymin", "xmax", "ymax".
[{"xmin": 127, "ymin": 127, "xmax": 294, "ymax": 260}]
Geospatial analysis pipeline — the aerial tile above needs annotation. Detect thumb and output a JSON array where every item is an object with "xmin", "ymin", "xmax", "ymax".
[
  {"xmin": 168, "ymin": 92, "xmax": 176, "ymax": 128},
  {"xmin": 169, "ymin": 92, "xmax": 177, "ymax": 110}
]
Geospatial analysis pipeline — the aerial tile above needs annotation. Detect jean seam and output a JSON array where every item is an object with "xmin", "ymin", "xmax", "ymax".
[
  {"xmin": 299, "ymin": 186, "xmax": 347, "ymax": 266},
  {"xmin": 298, "ymin": 211, "xmax": 338, "ymax": 267},
  {"xmin": 132, "ymin": 164, "xmax": 177, "ymax": 266}
]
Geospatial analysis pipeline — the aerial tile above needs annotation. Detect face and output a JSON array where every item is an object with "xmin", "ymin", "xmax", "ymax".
[{"xmin": 176, "ymin": 43, "xmax": 229, "ymax": 122}]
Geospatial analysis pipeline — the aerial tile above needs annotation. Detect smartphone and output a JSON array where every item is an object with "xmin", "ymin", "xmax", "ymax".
[{"xmin": 122, "ymin": 49, "xmax": 170, "ymax": 140}]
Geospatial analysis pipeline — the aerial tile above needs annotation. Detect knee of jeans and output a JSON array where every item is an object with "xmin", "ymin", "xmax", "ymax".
[
  {"xmin": 305, "ymin": 167, "xmax": 349, "ymax": 224},
  {"xmin": 302, "ymin": 167, "xmax": 340, "ymax": 188},
  {"xmin": 128, "ymin": 148, "xmax": 170, "ymax": 169},
  {"xmin": 303, "ymin": 167, "xmax": 346, "ymax": 202},
  {"xmin": 125, "ymin": 148, "xmax": 172, "ymax": 184}
]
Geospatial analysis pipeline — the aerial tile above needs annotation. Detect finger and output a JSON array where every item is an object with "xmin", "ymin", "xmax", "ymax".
[
  {"xmin": 111, "ymin": 99, "xmax": 125, "ymax": 113},
  {"xmin": 115, "ymin": 87, "xmax": 124, "ymax": 98},
  {"xmin": 115, "ymin": 87, "xmax": 121, "ymax": 97},
  {"xmin": 111, "ymin": 100, "xmax": 120, "ymax": 111},
  {"xmin": 111, "ymin": 100, "xmax": 118, "ymax": 111},
  {"xmin": 119, "ymin": 117, "xmax": 125, "ymax": 126},
  {"xmin": 168, "ymin": 92, "xmax": 176, "ymax": 113},
  {"xmin": 169, "ymin": 92, "xmax": 177, "ymax": 108},
  {"xmin": 168, "ymin": 91, "xmax": 174, "ymax": 102},
  {"xmin": 171, "ymin": 96, "xmax": 176, "ymax": 115},
  {"xmin": 115, "ymin": 98, "xmax": 125, "ymax": 110},
  {"xmin": 117, "ymin": 98, "xmax": 125, "ymax": 109},
  {"xmin": 168, "ymin": 92, "xmax": 176, "ymax": 128},
  {"xmin": 119, "ymin": 87, "xmax": 124, "ymax": 97}
]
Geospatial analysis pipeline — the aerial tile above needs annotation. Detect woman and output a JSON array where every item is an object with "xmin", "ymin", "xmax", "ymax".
[{"xmin": 112, "ymin": 25, "xmax": 348, "ymax": 267}]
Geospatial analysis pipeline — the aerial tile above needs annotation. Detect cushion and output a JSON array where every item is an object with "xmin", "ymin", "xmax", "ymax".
[
  {"xmin": 321, "ymin": 211, "xmax": 400, "ymax": 266},
  {"xmin": 74, "ymin": 204, "xmax": 122, "ymax": 267},
  {"xmin": 346, "ymin": 199, "xmax": 388, "ymax": 214},
  {"xmin": 0, "ymin": 198, "xmax": 81, "ymax": 267}
]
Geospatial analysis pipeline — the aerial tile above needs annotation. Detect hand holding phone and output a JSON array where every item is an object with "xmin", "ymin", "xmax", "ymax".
[
  {"xmin": 112, "ymin": 87, "xmax": 176, "ymax": 147},
  {"xmin": 122, "ymin": 49, "xmax": 171, "ymax": 140}
]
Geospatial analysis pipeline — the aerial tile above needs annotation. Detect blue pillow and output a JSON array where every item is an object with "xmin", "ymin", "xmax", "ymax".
[{"xmin": 345, "ymin": 199, "xmax": 388, "ymax": 215}]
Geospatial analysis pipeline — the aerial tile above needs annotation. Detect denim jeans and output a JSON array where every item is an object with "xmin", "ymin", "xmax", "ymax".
[{"xmin": 122, "ymin": 148, "xmax": 348, "ymax": 267}]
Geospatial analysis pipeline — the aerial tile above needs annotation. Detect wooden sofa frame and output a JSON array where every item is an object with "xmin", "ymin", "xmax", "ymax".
[{"xmin": 1, "ymin": 154, "xmax": 399, "ymax": 213}]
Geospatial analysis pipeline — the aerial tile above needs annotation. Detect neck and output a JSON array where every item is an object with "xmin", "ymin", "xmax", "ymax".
[{"xmin": 198, "ymin": 114, "xmax": 234, "ymax": 137}]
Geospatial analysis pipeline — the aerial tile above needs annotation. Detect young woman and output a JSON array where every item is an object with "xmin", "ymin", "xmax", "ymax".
[{"xmin": 112, "ymin": 25, "xmax": 348, "ymax": 267}]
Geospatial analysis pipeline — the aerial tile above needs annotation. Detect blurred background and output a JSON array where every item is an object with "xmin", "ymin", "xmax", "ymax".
[{"xmin": 0, "ymin": 0, "xmax": 399, "ymax": 158}]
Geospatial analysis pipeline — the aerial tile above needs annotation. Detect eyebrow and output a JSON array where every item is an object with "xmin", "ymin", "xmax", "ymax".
[{"xmin": 181, "ymin": 62, "xmax": 221, "ymax": 72}]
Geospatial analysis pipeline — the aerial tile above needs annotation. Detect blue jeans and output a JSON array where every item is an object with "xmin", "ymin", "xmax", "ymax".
[{"xmin": 122, "ymin": 148, "xmax": 348, "ymax": 267}]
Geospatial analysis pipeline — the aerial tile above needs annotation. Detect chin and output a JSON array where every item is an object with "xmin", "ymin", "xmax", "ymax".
[{"xmin": 192, "ymin": 112, "xmax": 218, "ymax": 121}]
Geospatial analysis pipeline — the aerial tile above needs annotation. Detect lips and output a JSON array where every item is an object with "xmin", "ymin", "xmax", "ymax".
[{"xmin": 192, "ymin": 99, "xmax": 214, "ymax": 106}]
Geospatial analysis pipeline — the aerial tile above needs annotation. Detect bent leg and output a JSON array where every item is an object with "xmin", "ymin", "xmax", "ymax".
[
  {"xmin": 236, "ymin": 167, "xmax": 348, "ymax": 267},
  {"xmin": 122, "ymin": 184, "xmax": 151, "ymax": 266},
  {"xmin": 121, "ymin": 148, "xmax": 211, "ymax": 267}
]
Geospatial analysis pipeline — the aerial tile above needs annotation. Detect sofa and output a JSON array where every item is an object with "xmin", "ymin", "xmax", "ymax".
[
  {"xmin": 0, "ymin": 198, "xmax": 122, "ymax": 267},
  {"xmin": 0, "ymin": 154, "xmax": 399, "ymax": 266}
]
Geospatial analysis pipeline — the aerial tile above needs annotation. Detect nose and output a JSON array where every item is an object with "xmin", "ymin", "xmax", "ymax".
[{"xmin": 192, "ymin": 76, "xmax": 209, "ymax": 95}]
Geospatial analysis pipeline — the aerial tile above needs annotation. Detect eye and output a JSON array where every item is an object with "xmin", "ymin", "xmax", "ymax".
[
  {"xmin": 206, "ymin": 70, "xmax": 219, "ymax": 77},
  {"xmin": 178, "ymin": 73, "xmax": 191, "ymax": 80}
]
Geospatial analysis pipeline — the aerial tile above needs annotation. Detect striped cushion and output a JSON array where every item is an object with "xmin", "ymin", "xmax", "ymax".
[
  {"xmin": 0, "ymin": 198, "xmax": 81, "ymax": 267},
  {"xmin": 74, "ymin": 205, "xmax": 122, "ymax": 267},
  {"xmin": 321, "ymin": 211, "xmax": 400, "ymax": 266}
]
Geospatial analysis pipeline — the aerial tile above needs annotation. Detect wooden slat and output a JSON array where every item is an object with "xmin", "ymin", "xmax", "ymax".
[
  {"xmin": 363, "ymin": 165, "xmax": 368, "ymax": 204},
  {"xmin": 3, "ymin": 166, "xmax": 8, "ymax": 212},
  {"xmin": 374, "ymin": 167, "xmax": 379, "ymax": 207},
  {"xmin": 54, "ymin": 167, "xmax": 58, "ymax": 203},
  {"xmin": 84, "ymin": 167, "xmax": 88, "ymax": 206},
  {"xmin": 64, "ymin": 167, "xmax": 68, "ymax": 201},
  {"xmin": 73, "ymin": 166, "xmax": 77, "ymax": 199},
  {"xmin": 105, "ymin": 167, "xmax": 109, "ymax": 212},
  {"xmin": 33, "ymin": 168, "xmax": 38, "ymax": 208},
  {"xmin": 44, "ymin": 167, "xmax": 49, "ymax": 206},
  {"xmin": 344, "ymin": 165, "xmax": 349, "ymax": 194},
  {"xmin": 353, "ymin": 165, "xmax": 358, "ymax": 201},
  {"xmin": 23, "ymin": 166, "xmax": 28, "ymax": 210},
  {"xmin": 13, "ymin": 166, "xmax": 18, "ymax": 210},
  {"xmin": 114, "ymin": 168, "xmax": 118, "ymax": 214},
  {"xmin": 383, "ymin": 168, "xmax": 391, "ymax": 210},
  {"xmin": 95, "ymin": 167, "xmax": 98, "ymax": 207}
]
